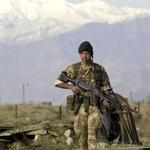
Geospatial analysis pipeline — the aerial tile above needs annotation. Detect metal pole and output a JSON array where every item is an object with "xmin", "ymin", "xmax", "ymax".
[
  {"xmin": 15, "ymin": 104, "xmax": 18, "ymax": 119},
  {"xmin": 59, "ymin": 105, "xmax": 62, "ymax": 120},
  {"xmin": 137, "ymin": 101, "xmax": 140, "ymax": 120},
  {"xmin": 22, "ymin": 84, "xmax": 25, "ymax": 104}
]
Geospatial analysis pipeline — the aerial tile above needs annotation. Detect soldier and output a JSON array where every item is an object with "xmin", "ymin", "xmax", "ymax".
[{"xmin": 55, "ymin": 41, "xmax": 112, "ymax": 150}]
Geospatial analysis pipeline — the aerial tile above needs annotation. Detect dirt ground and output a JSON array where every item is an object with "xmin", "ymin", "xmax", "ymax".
[{"xmin": 0, "ymin": 100, "xmax": 149, "ymax": 149}]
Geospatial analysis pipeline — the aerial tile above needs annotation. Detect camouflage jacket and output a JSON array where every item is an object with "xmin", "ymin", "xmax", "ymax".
[{"xmin": 55, "ymin": 61, "xmax": 111, "ymax": 92}]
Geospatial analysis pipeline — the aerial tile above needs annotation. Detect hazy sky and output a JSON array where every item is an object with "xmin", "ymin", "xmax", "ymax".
[{"xmin": 67, "ymin": 0, "xmax": 150, "ymax": 9}]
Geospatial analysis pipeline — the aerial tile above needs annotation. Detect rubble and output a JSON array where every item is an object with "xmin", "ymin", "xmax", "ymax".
[{"xmin": 0, "ymin": 119, "xmax": 78, "ymax": 150}]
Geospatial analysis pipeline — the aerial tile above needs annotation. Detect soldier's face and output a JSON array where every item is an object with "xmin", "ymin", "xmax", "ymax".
[{"xmin": 80, "ymin": 51, "xmax": 92, "ymax": 63}]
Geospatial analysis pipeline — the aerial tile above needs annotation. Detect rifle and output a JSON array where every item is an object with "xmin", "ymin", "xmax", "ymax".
[{"xmin": 59, "ymin": 71, "xmax": 137, "ymax": 113}]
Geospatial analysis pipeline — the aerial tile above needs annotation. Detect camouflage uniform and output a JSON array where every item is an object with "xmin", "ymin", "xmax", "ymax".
[{"xmin": 55, "ymin": 61, "xmax": 111, "ymax": 150}]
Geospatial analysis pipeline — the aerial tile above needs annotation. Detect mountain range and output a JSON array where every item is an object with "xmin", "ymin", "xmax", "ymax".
[{"xmin": 0, "ymin": 0, "xmax": 150, "ymax": 44}]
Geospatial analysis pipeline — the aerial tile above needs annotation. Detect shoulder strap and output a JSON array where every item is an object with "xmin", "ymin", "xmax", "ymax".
[
  {"xmin": 73, "ymin": 62, "xmax": 81, "ymax": 78},
  {"xmin": 94, "ymin": 63, "xmax": 103, "ymax": 89},
  {"xmin": 94, "ymin": 63, "xmax": 102, "ymax": 76}
]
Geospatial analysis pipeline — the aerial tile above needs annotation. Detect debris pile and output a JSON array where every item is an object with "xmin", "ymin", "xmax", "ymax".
[{"xmin": 0, "ymin": 119, "xmax": 78, "ymax": 150}]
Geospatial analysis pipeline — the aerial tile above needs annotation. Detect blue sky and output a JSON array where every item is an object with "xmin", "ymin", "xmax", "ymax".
[{"xmin": 67, "ymin": 0, "xmax": 150, "ymax": 9}]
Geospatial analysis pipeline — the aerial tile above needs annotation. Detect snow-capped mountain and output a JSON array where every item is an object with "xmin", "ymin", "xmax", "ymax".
[{"xmin": 0, "ymin": 0, "xmax": 150, "ymax": 43}]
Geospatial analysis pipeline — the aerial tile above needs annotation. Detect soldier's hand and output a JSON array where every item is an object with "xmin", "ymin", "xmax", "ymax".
[
  {"xmin": 102, "ymin": 100, "xmax": 109, "ymax": 108},
  {"xmin": 104, "ymin": 90, "xmax": 110, "ymax": 95},
  {"xmin": 70, "ymin": 86, "xmax": 81, "ymax": 94}
]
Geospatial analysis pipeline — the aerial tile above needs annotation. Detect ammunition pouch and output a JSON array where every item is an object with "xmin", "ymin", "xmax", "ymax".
[
  {"xmin": 67, "ymin": 94, "xmax": 100, "ymax": 114},
  {"xmin": 90, "ymin": 96, "xmax": 101, "ymax": 107},
  {"xmin": 66, "ymin": 94, "xmax": 83, "ymax": 112},
  {"xmin": 75, "ymin": 94, "xmax": 83, "ymax": 103},
  {"xmin": 66, "ymin": 95, "xmax": 75, "ymax": 111}
]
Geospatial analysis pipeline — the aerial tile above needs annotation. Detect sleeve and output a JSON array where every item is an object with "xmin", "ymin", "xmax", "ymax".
[
  {"xmin": 101, "ymin": 67, "xmax": 111, "ymax": 91},
  {"xmin": 64, "ymin": 65, "xmax": 74, "ymax": 79},
  {"xmin": 54, "ymin": 64, "xmax": 74, "ymax": 86}
]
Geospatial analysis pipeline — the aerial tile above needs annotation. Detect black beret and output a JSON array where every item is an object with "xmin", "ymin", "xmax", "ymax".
[{"xmin": 78, "ymin": 41, "xmax": 93, "ymax": 56}]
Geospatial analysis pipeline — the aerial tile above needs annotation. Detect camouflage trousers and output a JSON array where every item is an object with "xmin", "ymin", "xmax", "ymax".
[{"xmin": 74, "ymin": 104, "xmax": 102, "ymax": 150}]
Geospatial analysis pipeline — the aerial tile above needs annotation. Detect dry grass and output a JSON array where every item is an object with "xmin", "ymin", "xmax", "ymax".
[
  {"xmin": 0, "ymin": 100, "xmax": 149, "ymax": 147},
  {"xmin": 0, "ymin": 104, "xmax": 72, "ymax": 124}
]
